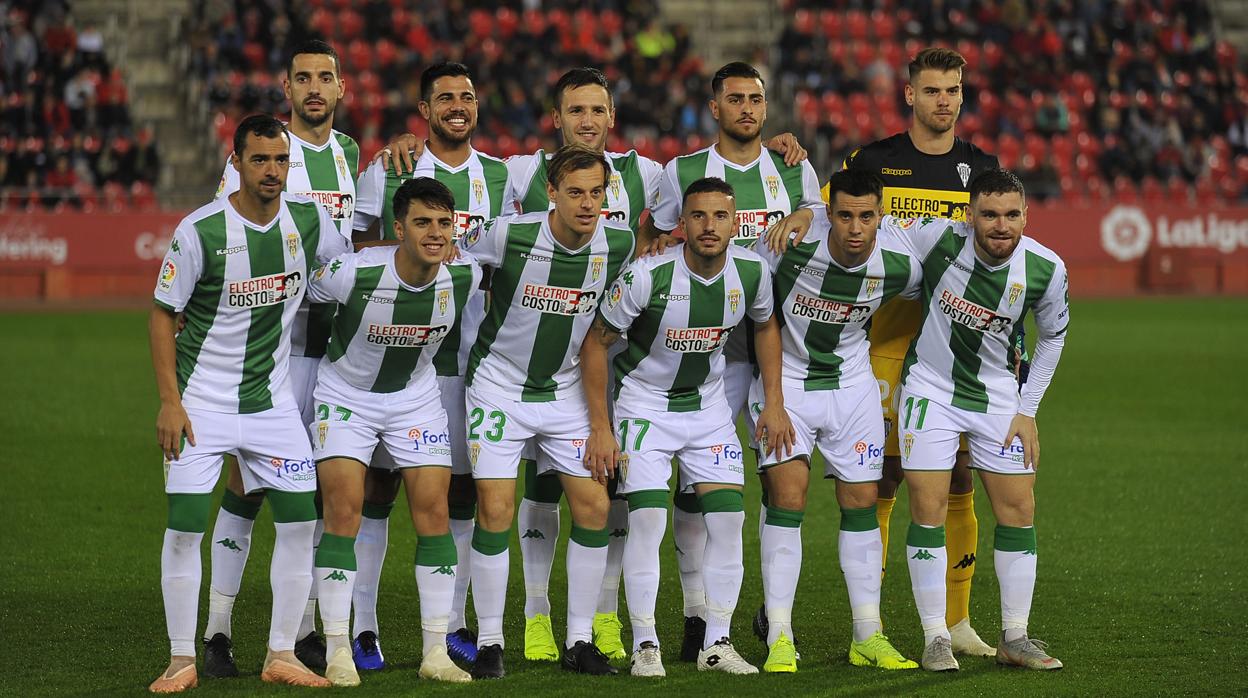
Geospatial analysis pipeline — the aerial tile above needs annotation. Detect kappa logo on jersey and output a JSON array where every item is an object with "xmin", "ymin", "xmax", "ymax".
[
  {"xmin": 790, "ymin": 293, "xmax": 872, "ymax": 324},
  {"xmin": 438, "ymin": 289, "xmax": 450, "ymax": 315},
  {"xmin": 881, "ymin": 167, "xmax": 913, "ymax": 176},
  {"xmin": 301, "ymin": 190, "xmax": 355, "ymax": 220},
  {"xmin": 227, "ymin": 271, "xmax": 303, "ymax": 308},
  {"xmin": 158, "ymin": 260, "xmax": 177, "ymax": 291},
  {"xmin": 521, "ymin": 283, "xmax": 599, "ymax": 315},
  {"xmin": 171, "ymin": 238, "xmax": 182, "ymax": 254},
  {"xmin": 735, "ymin": 209, "xmax": 787, "ymax": 241},
  {"xmin": 269, "ymin": 457, "xmax": 316, "ymax": 482},
  {"xmin": 286, "ymin": 232, "xmax": 299, "ymax": 258},
  {"xmin": 216, "ymin": 244, "xmax": 248, "ymax": 256},
  {"xmin": 664, "ymin": 326, "xmax": 733, "ymax": 352},
  {"xmin": 366, "ymin": 323, "xmax": 451, "ymax": 347},
  {"xmin": 1008, "ymin": 282, "xmax": 1025, "ymax": 306},
  {"xmin": 710, "ymin": 443, "xmax": 744, "ymax": 472},
  {"xmin": 854, "ymin": 440, "xmax": 883, "ymax": 468},
  {"xmin": 453, "ymin": 211, "xmax": 487, "ymax": 241},
  {"xmin": 938, "ymin": 289, "xmax": 1012, "ymax": 334}
]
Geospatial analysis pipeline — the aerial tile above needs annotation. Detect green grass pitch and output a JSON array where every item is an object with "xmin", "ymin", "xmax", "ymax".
[{"xmin": 2, "ymin": 298, "xmax": 1246, "ymax": 696}]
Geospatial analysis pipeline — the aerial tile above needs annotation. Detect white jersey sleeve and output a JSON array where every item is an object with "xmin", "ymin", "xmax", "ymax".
[
  {"xmin": 1018, "ymin": 259, "xmax": 1070, "ymax": 416},
  {"xmin": 649, "ymin": 158, "xmax": 682, "ymax": 232},
  {"xmin": 458, "ymin": 217, "xmax": 507, "ymax": 268},
  {"xmin": 502, "ymin": 154, "xmax": 538, "ymax": 214},
  {"xmin": 153, "ymin": 221, "xmax": 204, "ymax": 312},
  {"xmin": 598, "ymin": 259, "xmax": 653, "ymax": 333},
  {"xmin": 746, "ymin": 260, "xmax": 774, "ymax": 323},
  {"xmin": 640, "ymin": 155, "xmax": 664, "ymax": 209},
  {"xmin": 308, "ymin": 251, "xmax": 357, "ymax": 304},
  {"xmin": 877, "ymin": 223, "xmax": 926, "ymax": 299},
  {"xmin": 215, "ymin": 158, "xmax": 238, "ymax": 199},
  {"xmin": 352, "ymin": 157, "xmax": 387, "ymax": 233},
  {"xmin": 314, "ymin": 203, "xmax": 351, "ymax": 263},
  {"xmin": 798, "ymin": 159, "xmax": 823, "ymax": 210}
]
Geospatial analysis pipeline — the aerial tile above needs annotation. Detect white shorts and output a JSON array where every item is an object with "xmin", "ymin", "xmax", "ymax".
[
  {"xmin": 615, "ymin": 400, "xmax": 745, "ymax": 495},
  {"xmin": 311, "ymin": 367, "xmax": 452, "ymax": 470},
  {"xmin": 465, "ymin": 387, "xmax": 593, "ymax": 480},
  {"xmin": 724, "ymin": 360, "xmax": 753, "ymax": 425},
  {"xmin": 437, "ymin": 375, "xmax": 472, "ymax": 476},
  {"xmin": 291, "ymin": 355, "xmax": 321, "ymax": 426},
  {"xmin": 897, "ymin": 387, "xmax": 1029, "ymax": 475},
  {"xmin": 164, "ymin": 403, "xmax": 316, "ymax": 495},
  {"xmin": 750, "ymin": 378, "xmax": 884, "ymax": 483}
]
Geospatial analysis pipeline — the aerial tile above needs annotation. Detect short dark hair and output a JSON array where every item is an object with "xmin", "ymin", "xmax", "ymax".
[
  {"xmin": 421, "ymin": 62, "xmax": 472, "ymax": 103},
  {"xmin": 682, "ymin": 177, "xmax": 735, "ymax": 207},
  {"xmin": 712, "ymin": 61, "xmax": 764, "ymax": 95},
  {"xmin": 393, "ymin": 177, "xmax": 456, "ymax": 222},
  {"xmin": 908, "ymin": 47, "xmax": 966, "ymax": 82},
  {"xmin": 233, "ymin": 114, "xmax": 287, "ymax": 157},
  {"xmin": 546, "ymin": 143, "xmax": 610, "ymax": 189},
  {"xmin": 969, "ymin": 168, "xmax": 1026, "ymax": 203},
  {"xmin": 288, "ymin": 39, "xmax": 340, "ymax": 77},
  {"xmin": 553, "ymin": 67, "xmax": 610, "ymax": 109},
  {"xmin": 824, "ymin": 169, "xmax": 884, "ymax": 207}
]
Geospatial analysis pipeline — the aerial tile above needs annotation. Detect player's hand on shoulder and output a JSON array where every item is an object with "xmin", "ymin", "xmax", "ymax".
[
  {"xmin": 764, "ymin": 207, "xmax": 814, "ymax": 254},
  {"xmin": 638, "ymin": 232, "xmax": 679, "ymax": 258},
  {"xmin": 373, "ymin": 133, "xmax": 423, "ymax": 173},
  {"xmin": 584, "ymin": 426, "xmax": 621, "ymax": 485},
  {"xmin": 765, "ymin": 132, "xmax": 808, "ymax": 166},
  {"xmin": 156, "ymin": 401, "xmax": 195, "ymax": 461}
]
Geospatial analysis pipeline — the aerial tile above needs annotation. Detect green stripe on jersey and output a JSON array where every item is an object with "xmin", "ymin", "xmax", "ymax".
[
  {"xmin": 520, "ymin": 152, "xmax": 549, "ymax": 213},
  {"xmin": 521, "ymin": 240, "xmax": 591, "ymax": 402},
  {"xmin": 239, "ymin": 223, "xmax": 286, "ymax": 413},
  {"xmin": 482, "ymin": 158, "xmax": 509, "ymax": 218},
  {"xmin": 333, "ymin": 132, "xmax": 360, "ymax": 179},
  {"xmin": 610, "ymin": 152, "xmax": 646, "ymax": 232},
  {"xmin": 675, "ymin": 151, "xmax": 711, "ymax": 198},
  {"xmin": 769, "ymin": 150, "xmax": 805, "ymax": 208},
  {"xmin": 328, "ymin": 264, "xmax": 385, "ymax": 363},
  {"xmin": 439, "ymin": 166, "xmax": 471, "ymax": 217},
  {"xmin": 881, "ymin": 249, "xmax": 913, "ymax": 299},
  {"xmin": 1023, "ymin": 250, "xmax": 1057, "ymax": 311},
  {"xmin": 667, "ymin": 273, "xmax": 725, "ymax": 411},
  {"xmin": 432, "ymin": 263, "xmax": 477, "ymax": 375},
  {"xmin": 467, "ymin": 222, "xmax": 542, "ymax": 384},
  {"xmin": 302, "ymin": 143, "xmax": 341, "ymax": 192},
  {"xmin": 371, "ymin": 278, "xmax": 437, "ymax": 392},
  {"xmin": 949, "ymin": 258, "xmax": 1010, "ymax": 412},
  {"xmin": 614, "ymin": 261, "xmax": 674, "ymax": 400},
  {"xmin": 176, "ymin": 212, "xmax": 227, "ymax": 396},
  {"xmin": 804, "ymin": 260, "xmax": 867, "ymax": 390},
  {"xmin": 901, "ymin": 225, "xmax": 963, "ymax": 385},
  {"xmin": 289, "ymin": 200, "xmax": 333, "ymax": 357}
]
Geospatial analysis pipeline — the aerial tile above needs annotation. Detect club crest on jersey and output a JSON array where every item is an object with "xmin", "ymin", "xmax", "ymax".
[
  {"xmin": 472, "ymin": 178, "xmax": 485, "ymax": 203},
  {"xmin": 865, "ymin": 277, "xmax": 882, "ymax": 297},
  {"xmin": 591, "ymin": 256, "xmax": 605, "ymax": 281},
  {"xmin": 317, "ymin": 421, "xmax": 328, "ymax": 448},
  {"xmin": 729, "ymin": 288, "xmax": 741, "ymax": 314},
  {"xmin": 903, "ymin": 433, "xmax": 915, "ymax": 458},
  {"xmin": 765, "ymin": 175, "xmax": 780, "ymax": 199},
  {"xmin": 1008, "ymin": 282, "xmax": 1025, "ymax": 307},
  {"xmin": 957, "ymin": 162, "xmax": 971, "ymax": 187},
  {"xmin": 335, "ymin": 153, "xmax": 348, "ymax": 179},
  {"xmin": 469, "ymin": 441, "xmax": 481, "ymax": 465},
  {"xmin": 938, "ymin": 289, "xmax": 1012, "ymax": 334},
  {"xmin": 438, "ymin": 289, "xmax": 450, "ymax": 315},
  {"xmin": 158, "ymin": 260, "xmax": 177, "ymax": 291},
  {"xmin": 609, "ymin": 172, "xmax": 622, "ymax": 200},
  {"xmin": 286, "ymin": 233, "xmax": 299, "ymax": 258}
]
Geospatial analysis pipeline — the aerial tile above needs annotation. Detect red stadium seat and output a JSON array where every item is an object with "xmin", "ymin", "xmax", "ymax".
[
  {"xmin": 131, "ymin": 182, "xmax": 158, "ymax": 212},
  {"xmin": 469, "ymin": 9, "xmax": 493, "ymax": 40},
  {"xmin": 818, "ymin": 10, "xmax": 841, "ymax": 39},
  {"xmin": 1166, "ymin": 178, "xmax": 1191, "ymax": 204},
  {"xmin": 1112, "ymin": 176, "xmax": 1139, "ymax": 203},
  {"xmin": 793, "ymin": 9, "xmax": 814, "ymax": 35},
  {"xmin": 347, "ymin": 40, "xmax": 373, "ymax": 71},
  {"xmin": 522, "ymin": 9, "xmax": 547, "ymax": 36},
  {"xmin": 871, "ymin": 10, "xmax": 896, "ymax": 40},
  {"xmin": 496, "ymin": 8, "xmax": 519, "ymax": 39},
  {"xmin": 846, "ymin": 11, "xmax": 868, "ymax": 41},
  {"xmin": 1141, "ymin": 177, "xmax": 1165, "ymax": 204}
]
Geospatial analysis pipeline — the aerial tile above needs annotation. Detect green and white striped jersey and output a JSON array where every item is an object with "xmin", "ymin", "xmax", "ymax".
[
  {"xmin": 307, "ymin": 246, "xmax": 482, "ymax": 394},
  {"xmin": 353, "ymin": 146, "xmax": 509, "ymax": 241},
  {"xmin": 756, "ymin": 210, "xmax": 922, "ymax": 391},
  {"xmin": 217, "ymin": 129, "xmax": 359, "ymax": 358},
  {"xmin": 893, "ymin": 216, "xmax": 1070, "ymax": 414},
  {"xmin": 599, "ymin": 244, "xmax": 772, "ymax": 412},
  {"xmin": 503, "ymin": 149, "xmax": 663, "ymax": 233},
  {"xmin": 154, "ymin": 193, "xmax": 341, "ymax": 413},
  {"xmin": 461, "ymin": 211, "xmax": 635, "ymax": 402}
]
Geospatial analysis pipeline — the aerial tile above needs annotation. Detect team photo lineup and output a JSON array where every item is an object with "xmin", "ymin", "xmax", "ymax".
[{"xmin": 146, "ymin": 34, "xmax": 1071, "ymax": 693}]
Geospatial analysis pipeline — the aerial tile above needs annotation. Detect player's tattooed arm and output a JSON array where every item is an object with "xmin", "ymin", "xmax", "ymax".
[
  {"xmin": 764, "ymin": 132, "xmax": 808, "ymax": 167},
  {"xmin": 752, "ymin": 314, "xmax": 796, "ymax": 458},
  {"xmin": 763, "ymin": 208, "xmax": 815, "ymax": 254},
  {"xmin": 149, "ymin": 305, "xmax": 195, "ymax": 460},
  {"xmin": 371, "ymin": 133, "xmax": 425, "ymax": 174},
  {"xmin": 580, "ymin": 316, "xmax": 622, "ymax": 483}
]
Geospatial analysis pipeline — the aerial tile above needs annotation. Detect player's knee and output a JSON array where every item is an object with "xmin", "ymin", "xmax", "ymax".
[
  {"xmin": 475, "ymin": 491, "xmax": 515, "ymax": 532},
  {"xmin": 768, "ymin": 483, "xmax": 806, "ymax": 511},
  {"xmin": 836, "ymin": 481, "xmax": 878, "ymax": 510},
  {"xmin": 567, "ymin": 490, "xmax": 610, "ymax": 530},
  {"xmin": 321, "ymin": 489, "xmax": 363, "ymax": 534},
  {"xmin": 992, "ymin": 498, "xmax": 1034, "ymax": 527},
  {"xmin": 411, "ymin": 500, "xmax": 449, "ymax": 535}
]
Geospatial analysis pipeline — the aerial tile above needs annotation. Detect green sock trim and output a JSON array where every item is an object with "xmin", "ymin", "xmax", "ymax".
[
  {"xmin": 698, "ymin": 488, "xmax": 745, "ymax": 513},
  {"xmin": 839, "ymin": 505, "xmax": 878, "ymax": 532},
  {"xmin": 570, "ymin": 524, "xmax": 609, "ymax": 548},
  {"xmin": 523, "ymin": 459, "xmax": 564, "ymax": 504},
  {"xmin": 221, "ymin": 489, "xmax": 262, "ymax": 520},
  {"xmin": 906, "ymin": 522, "xmax": 945, "ymax": 548},
  {"xmin": 995, "ymin": 525, "xmax": 1037, "ymax": 553},
  {"xmin": 673, "ymin": 491, "xmax": 701, "ymax": 514},
  {"xmin": 361, "ymin": 501, "xmax": 394, "ymax": 520},
  {"xmin": 765, "ymin": 505, "xmax": 805, "ymax": 528},
  {"xmin": 167, "ymin": 493, "xmax": 213, "ymax": 533},
  {"xmin": 448, "ymin": 502, "xmax": 476, "ymax": 521},
  {"xmin": 471, "ymin": 525, "xmax": 510, "ymax": 555},
  {"xmin": 416, "ymin": 533, "xmax": 458, "ymax": 567},
  {"xmin": 315, "ymin": 532, "xmax": 357, "ymax": 570},
  {"xmin": 627, "ymin": 490, "xmax": 669, "ymax": 511},
  {"xmin": 266, "ymin": 489, "xmax": 318, "ymax": 523}
]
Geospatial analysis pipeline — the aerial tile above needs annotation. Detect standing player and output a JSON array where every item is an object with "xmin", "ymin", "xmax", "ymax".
[
  {"xmin": 750, "ymin": 169, "xmax": 920, "ymax": 674},
  {"xmin": 204, "ymin": 39, "xmax": 359, "ymax": 676},
  {"xmin": 581, "ymin": 177, "xmax": 794, "ymax": 677},
  {"xmin": 458, "ymin": 144, "xmax": 634, "ymax": 679},
  {"xmin": 350, "ymin": 61, "xmax": 507, "ymax": 666},
  {"xmin": 765, "ymin": 48, "xmax": 1000, "ymax": 657},
  {"xmin": 893, "ymin": 169, "xmax": 1067, "ymax": 671},
  {"xmin": 148, "ymin": 115, "xmax": 340, "ymax": 692},
  {"xmin": 307, "ymin": 178, "xmax": 478, "ymax": 686}
]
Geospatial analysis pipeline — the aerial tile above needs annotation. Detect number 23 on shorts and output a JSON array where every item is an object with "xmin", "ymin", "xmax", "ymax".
[{"xmin": 468, "ymin": 407, "xmax": 506, "ymax": 442}]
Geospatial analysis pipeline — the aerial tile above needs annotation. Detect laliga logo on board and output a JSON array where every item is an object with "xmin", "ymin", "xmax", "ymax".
[
  {"xmin": 1101, "ymin": 204, "xmax": 1248, "ymax": 261},
  {"xmin": 1100, "ymin": 206, "xmax": 1152, "ymax": 261}
]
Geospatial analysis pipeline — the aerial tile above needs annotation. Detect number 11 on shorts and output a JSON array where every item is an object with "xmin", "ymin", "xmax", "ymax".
[{"xmin": 903, "ymin": 396, "xmax": 929, "ymax": 430}]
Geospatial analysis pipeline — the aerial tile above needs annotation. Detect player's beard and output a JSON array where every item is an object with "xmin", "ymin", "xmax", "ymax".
[
  {"xmin": 721, "ymin": 119, "xmax": 762, "ymax": 147},
  {"xmin": 430, "ymin": 115, "xmax": 474, "ymax": 145},
  {"xmin": 294, "ymin": 100, "xmax": 334, "ymax": 128},
  {"xmin": 916, "ymin": 108, "xmax": 957, "ymax": 136}
]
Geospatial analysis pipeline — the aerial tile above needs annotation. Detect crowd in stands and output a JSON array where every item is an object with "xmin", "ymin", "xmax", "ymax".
[
  {"xmin": 777, "ymin": 0, "xmax": 1248, "ymax": 204},
  {"xmin": 0, "ymin": 0, "xmax": 159, "ymax": 211}
]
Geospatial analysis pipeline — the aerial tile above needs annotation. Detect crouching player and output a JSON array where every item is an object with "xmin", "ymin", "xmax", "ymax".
[
  {"xmin": 307, "ymin": 177, "xmax": 479, "ymax": 686},
  {"xmin": 581, "ymin": 177, "xmax": 795, "ymax": 677},
  {"xmin": 750, "ymin": 169, "xmax": 921, "ymax": 673}
]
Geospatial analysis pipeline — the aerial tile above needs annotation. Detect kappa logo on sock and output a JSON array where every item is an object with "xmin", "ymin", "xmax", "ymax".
[
  {"xmin": 216, "ymin": 537, "xmax": 243, "ymax": 552},
  {"xmin": 610, "ymin": 528, "xmax": 627, "ymax": 538},
  {"xmin": 431, "ymin": 566, "xmax": 455, "ymax": 576},
  {"xmin": 521, "ymin": 529, "xmax": 546, "ymax": 540},
  {"xmin": 952, "ymin": 553, "xmax": 975, "ymax": 569},
  {"xmin": 911, "ymin": 549, "xmax": 937, "ymax": 561},
  {"xmin": 323, "ymin": 570, "xmax": 349, "ymax": 582}
]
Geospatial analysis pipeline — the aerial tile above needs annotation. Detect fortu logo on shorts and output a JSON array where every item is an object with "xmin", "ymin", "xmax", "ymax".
[
  {"xmin": 710, "ymin": 443, "xmax": 744, "ymax": 470},
  {"xmin": 572, "ymin": 438, "xmax": 586, "ymax": 460},
  {"xmin": 855, "ymin": 441, "xmax": 883, "ymax": 468},
  {"xmin": 269, "ymin": 457, "xmax": 316, "ymax": 482}
]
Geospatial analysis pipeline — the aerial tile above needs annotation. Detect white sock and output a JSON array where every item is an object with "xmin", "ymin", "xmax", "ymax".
[
  {"xmin": 839, "ymin": 528, "xmax": 883, "ymax": 642},
  {"xmin": 415, "ymin": 534, "xmax": 458, "ymax": 658},
  {"xmin": 297, "ymin": 519, "xmax": 323, "ymax": 639},
  {"xmin": 448, "ymin": 517, "xmax": 474, "ymax": 632},
  {"xmin": 622, "ymin": 506, "xmax": 666, "ymax": 651},
  {"xmin": 518, "ymin": 499, "xmax": 559, "ymax": 618},
  {"xmin": 470, "ymin": 527, "xmax": 510, "ymax": 648},
  {"xmin": 596, "ymin": 498, "xmax": 628, "ymax": 615},
  {"xmin": 996, "ymin": 529, "xmax": 1037, "ymax": 641},
  {"xmin": 205, "ymin": 509, "xmax": 253, "ymax": 639},
  {"xmin": 701, "ymin": 510, "xmax": 745, "ymax": 648},
  {"xmin": 269, "ymin": 520, "xmax": 317, "ymax": 652},
  {"xmin": 162, "ymin": 529, "xmax": 204, "ymax": 657},
  {"xmin": 760, "ymin": 518, "xmax": 802, "ymax": 645},
  {"xmin": 906, "ymin": 524, "xmax": 949, "ymax": 644},
  {"xmin": 672, "ymin": 505, "xmax": 706, "ymax": 618},
  {"xmin": 565, "ymin": 532, "xmax": 609, "ymax": 647},
  {"xmin": 352, "ymin": 514, "xmax": 389, "ymax": 637}
]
